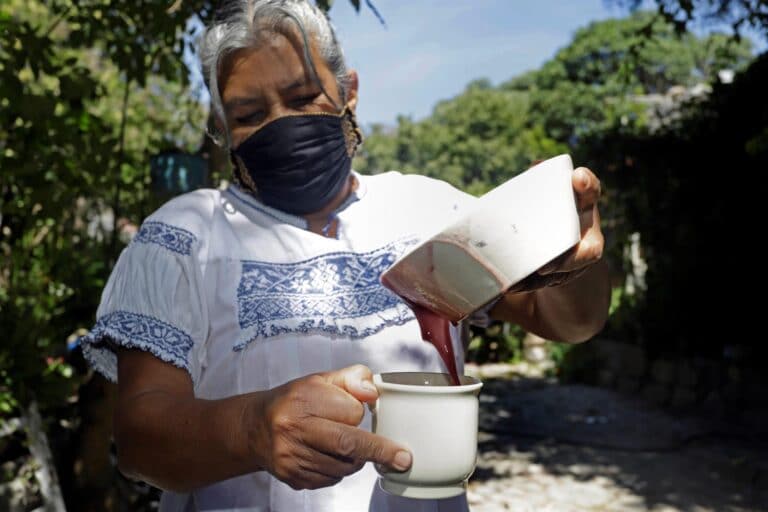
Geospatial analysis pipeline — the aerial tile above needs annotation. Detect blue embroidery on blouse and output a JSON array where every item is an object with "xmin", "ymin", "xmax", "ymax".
[
  {"xmin": 134, "ymin": 221, "xmax": 197, "ymax": 255},
  {"xmin": 85, "ymin": 310, "xmax": 194, "ymax": 370},
  {"xmin": 235, "ymin": 238, "xmax": 418, "ymax": 348}
]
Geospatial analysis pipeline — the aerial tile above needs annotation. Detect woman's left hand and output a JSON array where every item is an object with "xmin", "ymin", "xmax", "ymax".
[{"xmin": 508, "ymin": 166, "xmax": 605, "ymax": 292}]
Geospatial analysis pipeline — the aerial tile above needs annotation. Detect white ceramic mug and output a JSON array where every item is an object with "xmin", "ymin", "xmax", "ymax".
[
  {"xmin": 369, "ymin": 372, "xmax": 483, "ymax": 499},
  {"xmin": 381, "ymin": 153, "xmax": 581, "ymax": 322}
]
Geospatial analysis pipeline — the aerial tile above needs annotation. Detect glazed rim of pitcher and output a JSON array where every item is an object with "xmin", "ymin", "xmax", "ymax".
[{"xmin": 374, "ymin": 372, "xmax": 482, "ymax": 392}]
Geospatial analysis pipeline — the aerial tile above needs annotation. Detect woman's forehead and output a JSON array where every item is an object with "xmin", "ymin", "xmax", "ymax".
[{"xmin": 220, "ymin": 31, "xmax": 326, "ymax": 102}]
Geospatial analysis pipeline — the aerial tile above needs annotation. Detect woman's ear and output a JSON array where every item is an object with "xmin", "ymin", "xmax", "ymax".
[{"xmin": 346, "ymin": 69, "xmax": 359, "ymax": 111}]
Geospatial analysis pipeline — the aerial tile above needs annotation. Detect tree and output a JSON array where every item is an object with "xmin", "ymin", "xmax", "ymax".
[
  {"xmin": 0, "ymin": 0, "xmax": 209, "ymax": 415},
  {"xmin": 503, "ymin": 11, "xmax": 753, "ymax": 146},
  {"xmin": 354, "ymin": 80, "xmax": 566, "ymax": 194},
  {"xmin": 356, "ymin": 12, "xmax": 752, "ymax": 189},
  {"xmin": 615, "ymin": 0, "xmax": 768, "ymax": 39},
  {"xmin": 0, "ymin": 1, "xmax": 213, "ymax": 508}
]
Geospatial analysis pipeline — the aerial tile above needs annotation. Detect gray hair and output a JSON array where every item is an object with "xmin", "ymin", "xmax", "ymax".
[{"xmin": 199, "ymin": 0, "xmax": 349, "ymax": 147}]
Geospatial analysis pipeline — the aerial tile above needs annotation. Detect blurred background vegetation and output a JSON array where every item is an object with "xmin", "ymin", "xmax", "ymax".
[{"xmin": 1, "ymin": 0, "xmax": 766, "ymax": 510}]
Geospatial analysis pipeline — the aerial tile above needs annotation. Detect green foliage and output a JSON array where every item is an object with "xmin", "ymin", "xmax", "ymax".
[
  {"xmin": 356, "ymin": 12, "xmax": 752, "ymax": 191},
  {"xmin": 614, "ymin": 0, "xmax": 768, "ymax": 39},
  {"xmin": 548, "ymin": 341, "xmax": 574, "ymax": 368},
  {"xmin": 354, "ymin": 80, "xmax": 566, "ymax": 193},
  {"xmin": 582, "ymin": 51, "xmax": 768, "ymax": 359},
  {"xmin": 317, "ymin": 0, "xmax": 386, "ymax": 26},
  {"xmin": 505, "ymin": 11, "xmax": 753, "ymax": 146},
  {"xmin": 527, "ymin": 12, "xmax": 751, "ymax": 92},
  {"xmin": 466, "ymin": 322, "xmax": 527, "ymax": 364},
  {"xmin": 0, "ymin": 0, "xmax": 208, "ymax": 413}
]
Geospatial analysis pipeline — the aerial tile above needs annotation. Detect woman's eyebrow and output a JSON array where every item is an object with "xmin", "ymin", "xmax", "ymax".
[
  {"xmin": 224, "ymin": 96, "xmax": 262, "ymax": 112},
  {"xmin": 280, "ymin": 78, "xmax": 314, "ymax": 93},
  {"xmin": 224, "ymin": 78, "xmax": 314, "ymax": 111}
]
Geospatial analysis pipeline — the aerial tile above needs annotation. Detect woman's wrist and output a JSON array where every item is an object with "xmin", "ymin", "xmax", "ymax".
[
  {"xmin": 507, "ymin": 265, "xmax": 591, "ymax": 294},
  {"xmin": 242, "ymin": 392, "xmax": 272, "ymax": 474}
]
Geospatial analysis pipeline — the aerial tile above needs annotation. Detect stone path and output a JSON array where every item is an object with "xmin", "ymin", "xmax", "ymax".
[{"xmin": 464, "ymin": 366, "xmax": 768, "ymax": 512}]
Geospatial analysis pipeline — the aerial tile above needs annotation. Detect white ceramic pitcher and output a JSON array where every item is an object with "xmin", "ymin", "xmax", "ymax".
[{"xmin": 381, "ymin": 154, "xmax": 581, "ymax": 322}]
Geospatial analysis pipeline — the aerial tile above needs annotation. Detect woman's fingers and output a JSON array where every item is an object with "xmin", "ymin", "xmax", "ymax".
[
  {"xmin": 262, "ymin": 367, "xmax": 411, "ymax": 491},
  {"xmin": 319, "ymin": 364, "xmax": 378, "ymax": 404},
  {"xmin": 295, "ymin": 443, "xmax": 365, "ymax": 479},
  {"xmin": 537, "ymin": 227, "xmax": 602, "ymax": 276},
  {"xmin": 285, "ymin": 469, "xmax": 343, "ymax": 491},
  {"xmin": 573, "ymin": 167, "xmax": 602, "ymax": 213},
  {"xmin": 537, "ymin": 173, "xmax": 605, "ymax": 276},
  {"xmin": 301, "ymin": 416, "xmax": 412, "ymax": 472}
]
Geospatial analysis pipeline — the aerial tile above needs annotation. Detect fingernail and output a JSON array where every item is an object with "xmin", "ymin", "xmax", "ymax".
[
  {"xmin": 394, "ymin": 450, "xmax": 412, "ymax": 471},
  {"xmin": 579, "ymin": 169, "xmax": 589, "ymax": 186},
  {"xmin": 361, "ymin": 380, "xmax": 377, "ymax": 393}
]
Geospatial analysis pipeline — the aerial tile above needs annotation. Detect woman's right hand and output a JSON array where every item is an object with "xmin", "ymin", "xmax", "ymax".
[{"xmin": 247, "ymin": 364, "xmax": 413, "ymax": 490}]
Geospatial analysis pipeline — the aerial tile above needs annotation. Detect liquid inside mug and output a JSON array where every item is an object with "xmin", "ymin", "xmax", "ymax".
[{"xmin": 369, "ymin": 372, "xmax": 483, "ymax": 499}]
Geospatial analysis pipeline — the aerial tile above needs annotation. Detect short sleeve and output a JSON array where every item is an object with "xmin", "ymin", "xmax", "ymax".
[{"xmin": 80, "ymin": 220, "xmax": 209, "ymax": 383}]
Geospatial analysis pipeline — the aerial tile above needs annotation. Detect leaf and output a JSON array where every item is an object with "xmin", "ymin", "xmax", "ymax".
[{"xmin": 78, "ymin": 112, "xmax": 91, "ymax": 132}]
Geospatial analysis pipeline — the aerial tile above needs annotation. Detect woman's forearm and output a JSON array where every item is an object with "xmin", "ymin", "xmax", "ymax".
[
  {"xmin": 489, "ymin": 258, "xmax": 612, "ymax": 343},
  {"xmin": 114, "ymin": 351, "xmax": 411, "ymax": 494},
  {"xmin": 532, "ymin": 258, "xmax": 612, "ymax": 343},
  {"xmin": 114, "ymin": 389, "xmax": 265, "ymax": 492}
]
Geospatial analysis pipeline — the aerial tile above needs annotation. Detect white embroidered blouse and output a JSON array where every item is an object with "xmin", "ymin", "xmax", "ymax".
[{"xmin": 82, "ymin": 170, "xmax": 490, "ymax": 512}]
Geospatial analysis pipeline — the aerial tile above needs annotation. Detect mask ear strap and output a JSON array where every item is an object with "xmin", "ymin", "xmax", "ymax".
[
  {"xmin": 341, "ymin": 104, "xmax": 363, "ymax": 157},
  {"xmin": 282, "ymin": 10, "xmax": 342, "ymax": 112},
  {"xmin": 230, "ymin": 151, "xmax": 259, "ymax": 195}
]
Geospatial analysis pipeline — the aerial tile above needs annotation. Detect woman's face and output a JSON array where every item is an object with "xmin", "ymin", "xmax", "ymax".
[{"xmin": 219, "ymin": 30, "xmax": 357, "ymax": 148}]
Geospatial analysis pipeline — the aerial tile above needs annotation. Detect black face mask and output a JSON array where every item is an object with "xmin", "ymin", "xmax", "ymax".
[{"xmin": 231, "ymin": 105, "xmax": 362, "ymax": 216}]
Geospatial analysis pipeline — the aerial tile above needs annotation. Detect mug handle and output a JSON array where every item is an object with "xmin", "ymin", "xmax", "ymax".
[{"xmin": 367, "ymin": 398, "xmax": 379, "ymax": 434}]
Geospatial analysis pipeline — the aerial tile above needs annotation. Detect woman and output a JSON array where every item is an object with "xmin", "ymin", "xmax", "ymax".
[{"xmin": 81, "ymin": 1, "xmax": 611, "ymax": 510}]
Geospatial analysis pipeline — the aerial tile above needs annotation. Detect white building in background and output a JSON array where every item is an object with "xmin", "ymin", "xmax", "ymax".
[{"xmin": 623, "ymin": 231, "xmax": 647, "ymax": 296}]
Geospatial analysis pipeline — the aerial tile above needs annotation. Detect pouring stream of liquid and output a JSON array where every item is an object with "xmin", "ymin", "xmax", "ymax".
[{"xmin": 381, "ymin": 275, "xmax": 461, "ymax": 385}]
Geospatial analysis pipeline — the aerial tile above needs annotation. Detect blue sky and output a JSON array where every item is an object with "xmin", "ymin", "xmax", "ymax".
[
  {"xmin": 328, "ymin": 0, "xmax": 630, "ymax": 126},
  {"xmin": 188, "ymin": 1, "xmax": 766, "ymax": 128}
]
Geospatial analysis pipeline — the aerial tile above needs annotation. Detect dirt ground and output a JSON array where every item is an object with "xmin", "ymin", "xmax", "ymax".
[{"xmin": 465, "ymin": 365, "xmax": 768, "ymax": 512}]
